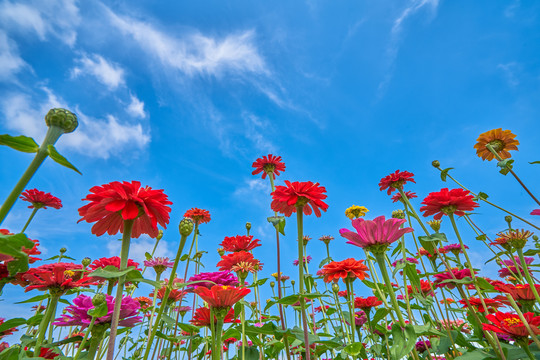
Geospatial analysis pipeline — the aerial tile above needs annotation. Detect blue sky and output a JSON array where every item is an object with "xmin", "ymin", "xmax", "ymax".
[{"xmin": 1, "ymin": 0, "xmax": 540, "ymax": 330}]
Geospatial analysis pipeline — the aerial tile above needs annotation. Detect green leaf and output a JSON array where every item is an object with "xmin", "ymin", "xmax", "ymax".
[
  {"xmin": 318, "ymin": 256, "xmax": 332, "ymax": 268},
  {"xmin": 440, "ymin": 167, "xmax": 454, "ymax": 182},
  {"xmin": 475, "ymin": 234, "xmax": 487, "ymax": 241},
  {"xmin": 455, "ymin": 349, "xmax": 495, "ymax": 360},
  {"xmin": 0, "ymin": 233, "xmax": 34, "ymax": 276},
  {"xmin": 277, "ymin": 294, "xmax": 301, "ymax": 305},
  {"xmin": 0, "ymin": 318, "xmax": 26, "ymax": 334},
  {"xmin": 529, "ymin": 161, "xmax": 540, "ymax": 165},
  {"xmin": 343, "ymin": 342, "xmax": 364, "ymax": 356},
  {"xmin": 88, "ymin": 266, "xmax": 138, "ymax": 279},
  {"xmin": 25, "ymin": 314, "xmax": 43, "ymax": 327},
  {"xmin": 0, "ymin": 134, "xmax": 39, "ymax": 153},
  {"xmin": 390, "ymin": 323, "xmax": 416, "ymax": 359},
  {"xmin": 47, "ymin": 144, "xmax": 82, "ymax": 175},
  {"xmin": 497, "ymin": 159, "xmax": 514, "ymax": 175},
  {"xmin": 87, "ymin": 303, "xmax": 108, "ymax": 318},
  {"xmin": 370, "ymin": 308, "xmax": 389, "ymax": 326},
  {"xmin": 267, "ymin": 216, "xmax": 286, "ymax": 236},
  {"xmin": 15, "ymin": 294, "xmax": 49, "ymax": 304},
  {"xmin": 239, "ymin": 346, "xmax": 259, "ymax": 360}
]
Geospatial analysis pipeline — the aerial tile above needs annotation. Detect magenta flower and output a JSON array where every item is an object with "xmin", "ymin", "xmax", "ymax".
[
  {"xmin": 443, "ymin": 244, "xmax": 468, "ymax": 254},
  {"xmin": 293, "ymin": 255, "xmax": 312, "ymax": 266},
  {"xmin": 144, "ymin": 257, "xmax": 174, "ymax": 274},
  {"xmin": 339, "ymin": 215, "xmax": 413, "ymax": 251},
  {"xmin": 52, "ymin": 294, "xmax": 142, "ymax": 329},
  {"xmin": 532, "ymin": 209, "xmax": 540, "ymax": 216},
  {"xmin": 187, "ymin": 271, "xmax": 239, "ymax": 289},
  {"xmin": 391, "ymin": 257, "xmax": 419, "ymax": 267},
  {"xmin": 498, "ymin": 256, "xmax": 534, "ymax": 278},
  {"xmin": 433, "ymin": 268, "xmax": 475, "ymax": 289}
]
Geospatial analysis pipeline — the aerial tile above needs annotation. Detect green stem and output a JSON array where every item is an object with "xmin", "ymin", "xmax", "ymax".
[
  {"xmin": 212, "ymin": 317, "xmax": 224, "ymax": 360},
  {"xmin": 87, "ymin": 327, "xmax": 106, "ymax": 360},
  {"xmin": 21, "ymin": 208, "xmax": 39, "ymax": 233},
  {"xmin": 373, "ymin": 252, "xmax": 406, "ymax": 328},
  {"xmin": 516, "ymin": 248, "xmax": 540, "ymax": 305},
  {"xmin": 34, "ymin": 293, "xmax": 59, "ymax": 356},
  {"xmin": 0, "ymin": 126, "xmax": 64, "ymax": 226},
  {"xmin": 345, "ymin": 280, "xmax": 356, "ymax": 343},
  {"xmin": 105, "ymin": 219, "xmax": 134, "ymax": 360},
  {"xmin": 143, "ymin": 230, "xmax": 190, "ymax": 360},
  {"xmin": 296, "ymin": 208, "xmax": 311, "ymax": 360},
  {"xmin": 74, "ymin": 317, "xmax": 97, "ymax": 360}
]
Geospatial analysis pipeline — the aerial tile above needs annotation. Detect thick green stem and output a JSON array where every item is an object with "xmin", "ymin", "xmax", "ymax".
[
  {"xmin": 106, "ymin": 219, "xmax": 134, "ymax": 360},
  {"xmin": 143, "ymin": 230, "xmax": 190, "ymax": 360},
  {"xmin": 74, "ymin": 317, "xmax": 97, "ymax": 360},
  {"xmin": 212, "ymin": 317, "xmax": 224, "ymax": 360},
  {"xmin": 0, "ymin": 126, "xmax": 64, "ymax": 226},
  {"xmin": 87, "ymin": 327, "xmax": 106, "ymax": 360},
  {"xmin": 34, "ymin": 293, "xmax": 59, "ymax": 356},
  {"xmin": 516, "ymin": 248, "xmax": 540, "ymax": 305},
  {"xmin": 296, "ymin": 208, "xmax": 311, "ymax": 360},
  {"xmin": 21, "ymin": 208, "xmax": 39, "ymax": 233},
  {"xmin": 374, "ymin": 252, "xmax": 406, "ymax": 328},
  {"xmin": 345, "ymin": 280, "xmax": 356, "ymax": 343}
]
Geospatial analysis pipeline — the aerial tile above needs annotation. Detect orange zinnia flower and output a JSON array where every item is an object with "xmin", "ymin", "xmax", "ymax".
[
  {"xmin": 474, "ymin": 128, "xmax": 519, "ymax": 161},
  {"xmin": 193, "ymin": 285, "xmax": 250, "ymax": 309},
  {"xmin": 320, "ymin": 258, "xmax": 369, "ymax": 283}
]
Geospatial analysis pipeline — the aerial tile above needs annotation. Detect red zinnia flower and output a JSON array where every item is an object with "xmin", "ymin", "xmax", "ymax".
[
  {"xmin": 407, "ymin": 280, "xmax": 434, "ymax": 297},
  {"xmin": 495, "ymin": 283, "xmax": 540, "ymax": 302},
  {"xmin": 433, "ymin": 268, "xmax": 475, "ymax": 289},
  {"xmin": 252, "ymin": 154, "xmax": 286, "ymax": 179},
  {"xmin": 482, "ymin": 311, "xmax": 540, "ymax": 340},
  {"xmin": 23, "ymin": 239, "xmax": 41, "ymax": 264},
  {"xmin": 89, "ymin": 257, "xmax": 141, "ymax": 272},
  {"xmin": 193, "ymin": 285, "xmax": 250, "ymax": 308},
  {"xmin": 320, "ymin": 258, "xmax": 369, "ymax": 283},
  {"xmin": 22, "ymin": 263, "xmax": 96, "ymax": 294},
  {"xmin": 379, "ymin": 170, "xmax": 415, "ymax": 195},
  {"xmin": 460, "ymin": 297, "xmax": 503, "ymax": 313},
  {"xmin": 217, "ymin": 251, "xmax": 262, "ymax": 273},
  {"xmin": 78, "ymin": 181, "xmax": 172, "ymax": 238},
  {"xmin": 152, "ymin": 287, "xmax": 186, "ymax": 304},
  {"xmin": 271, "ymin": 181, "xmax": 328, "ymax": 217},
  {"xmin": 220, "ymin": 235, "xmax": 261, "ymax": 253},
  {"xmin": 191, "ymin": 307, "xmax": 240, "ymax": 327},
  {"xmin": 354, "ymin": 296, "xmax": 383, "ymax": 311},
  {"xmin": 20, "ymin": 189, "xmax": 62, "ymax": 210},
  {"xmin": 184, "ymin": 208, "xmax": 211, "ymax": 224},
  {"xmin": 391, "ymin": 191, "xmax": 418, "ymax": 203},
  {"xmin": 420, "ymin": 188, "xmax": 479, "ymax": 220}
]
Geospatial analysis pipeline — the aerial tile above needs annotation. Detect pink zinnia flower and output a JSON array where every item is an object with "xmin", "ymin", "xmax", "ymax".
[
  {"xmin": 531, "ymin": 209, "xmax": 540, "ymax": 216},
  {"xmin": 187, "ymin": 271, "xmax": 239, "ymax": 289},
  {"xmin": 144, "ymin": 257, "xmax": 174, "ymax": 274},
  {"xmin": 53, "ymin": 294, "xmax": 141, "ymax": 328},
  {"xmin": 391, "ymin": 191, "xmax": 417, "ymax": 203},
  {"xmin": 339, "ymin": 215, "xmax": 413, "ymax": 251},
  {"xmin": 433, "ymin": 268, "xmax": 475, "ymax": 289},
  {"xmin": 499, "ymin": 256, "xmax": 534, "ymax": 278},
  {"xmin": 293, "ymin": 255, "xmax": 312, "ymax": 266}
]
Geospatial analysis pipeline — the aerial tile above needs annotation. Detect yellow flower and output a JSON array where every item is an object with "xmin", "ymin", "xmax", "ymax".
[
  {"xmin": 345, "ymin": 205, "xmax": 369, "ymax": 219},
  {"xmin": 474, "ymin": 128, "xmax": 519, "ymax": 161}
]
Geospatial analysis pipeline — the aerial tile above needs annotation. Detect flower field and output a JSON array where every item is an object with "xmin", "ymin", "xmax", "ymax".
[{"xmin": 1, "ymin": 109, "xmax": 540, "ymax": 360}]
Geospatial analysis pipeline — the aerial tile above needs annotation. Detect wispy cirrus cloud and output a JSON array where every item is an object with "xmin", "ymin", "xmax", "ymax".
[
  {"xmin": 71, "ymin": 53, "xmax": 126, "ymax": 90},
  {"xmin": 0, "ymin": 0, "xmax": 80, "ymax": 46},
  {"xmin": 0, "ymin": 87, "xmax": 150, "ymax": 159},
  {"xmin": 104, "ymin": 7, "xmax": 267, "ymax": 77},
  {"xmin": 378, "ymin": 0, "xmax": 439, "ymax": 96},
  {"xmin": 0, "ymin": 30, "xmax": 28, "ymax": 81}
]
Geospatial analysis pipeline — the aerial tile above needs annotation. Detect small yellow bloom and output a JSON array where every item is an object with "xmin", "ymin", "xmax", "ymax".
[{"xmin": 345, "ymin": 205, "xmax": 369, "ymax": 219}]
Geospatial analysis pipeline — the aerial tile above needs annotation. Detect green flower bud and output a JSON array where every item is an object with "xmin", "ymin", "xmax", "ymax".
[
  {"xmin": 332, "ymin": 283, "xmax": 339, "ymax": 293},
  {"xmin": 45, "ymin": 108, "xmax": 78, "ymax": 133},
  {"xmin": 432, "ymin": 160, "xmax": 440, "ymax": 168},
  {"xmin": 60, "ymin": 247, "xmax": 67, "ymax": 254},
  {"xmin": 156, "ymin": 230, "xmax": 163, "ymax": 240},
  {"xmin": 92, "ymin": 293, "xmax": 107, "ymax": 306},
  {"xmin": 246, "ymin": 222, "xmax": 252, "ymax": 231},
  {"xmin": 391, "ymin": 210, "xmax": 405, "ymax": 219},
  {"xmin": 217, "ymin": 248, "xmax": 225, "ymax": 256},
  {"xmin": 291, "ymin": 280, "xmax": 295, "ymax": 286},
  {"xmin": 82, "ymin": 257, "xmax": 91, "ymax": 267},
  {"xmin": 270, "ymin": 281, "xmax": 275, "ymax": 288},
  {"xmin": 533, "ymin": 235, "xmax": 539, "ymax": 241},
  {"xmin": 179, "ymin": 218, "xmax": 194, "ymax": 237}
]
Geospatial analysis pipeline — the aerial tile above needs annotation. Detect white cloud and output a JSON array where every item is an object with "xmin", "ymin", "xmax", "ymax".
[
  {"xmin": 107, "ymin": 235, "xmax": 173, "ymax": 265},
  {"xmin": 104, "ymin": 7, "xmax": 267, "ymax": 77},
  {"xmin": 0, "ymin": 0, "xmax": 80, "ymax": 46},
  {"xmin": 233, "ymin": 178, "xmax": 271, "ymax": 209},
  {"xmin": 0, "ymin": 30, "xmax": 27, "ymax": 80},
  {"xmin": 0, "ymin": 87, "xmax": 150, "ymax": 159},
  {"xmin": 497, "ymin": 62, "xmax": 520, "ymax": 87},
  {"xmin": 127, "ymin": 94, "xmax": 146, "ymax": 118},
  {"xmin": 378, "ymin": 0, "xmax": 439, "ymax": 96},
  {"xmin": 242, "ymin": 112, "xmax": 276, "ymax": 154},
  {"xmin": 71, "ymin": 53, "xmax": 126, "ymax": 90}
]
